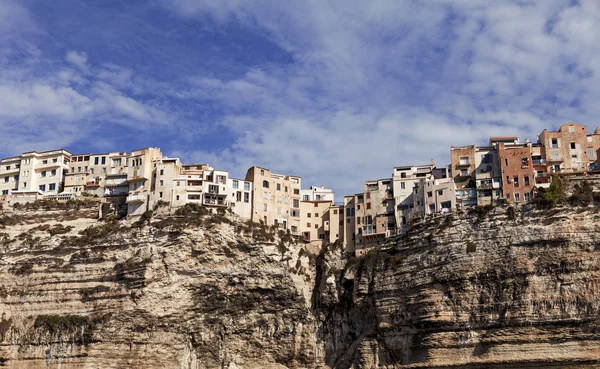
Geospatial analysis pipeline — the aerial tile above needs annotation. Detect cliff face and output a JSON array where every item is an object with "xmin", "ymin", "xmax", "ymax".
[
  {"xmin": 0, "ymin": 202, "xmax": 320, "ymax": 368},
  {"xmin": 2, "ymin": 200, "xmax": 600, "ymax": 368},
  {"xmin": 313, "ymin": 205, "xmax": 600, "ymax": 368}
]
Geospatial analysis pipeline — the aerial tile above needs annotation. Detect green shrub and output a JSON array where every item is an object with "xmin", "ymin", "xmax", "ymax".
[
  {"xmin": 175, "ymin": 203, "xmax": 209, "ymax": 217},
  {"xmin": 532, "ymin": 174, "xmax": 566, "ymax": 208}
]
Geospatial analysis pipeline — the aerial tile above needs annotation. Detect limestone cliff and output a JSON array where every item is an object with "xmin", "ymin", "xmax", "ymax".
[{"xmin": 2, "ymin": 199, "xmax": 600, "ymax": 368}]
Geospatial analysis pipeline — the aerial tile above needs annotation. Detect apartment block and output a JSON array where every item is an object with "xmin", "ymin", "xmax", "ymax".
[
  {"xmin": 473, "ymin": 145, "xmax": 502, "ymax": 206},
  {"xmin": 150, "ymin": 157, "xmax": 182, "ymax": 209},
  {"xmin": 423, "ymin": 178, "xmax": 456, "ymax": 214},
  {"xmin": 301, "ymin": 185, "xmax": 335, "ymax": 202},
  {"xmin": 228, "ymin": 178, "xmax": 252, "ymax": 219},
  {"xmin": 498, "ymin": 142, "xmax": 535, "ymax": 204},
  {"xmin": 245, "ymin": 166, "xmax": 302, "ymax": 233},
  {"xmin": 126, "ymin": 148, "xmax": 163, "ymax": 215},
  {"xmin": 0, "ymin": 149, "xmax": 71, "ymax": 197},
  {"xmin": 64, "ymin": 152, "xmax": 128, "ymax": 196},
  {"xmin": 392, "ymin": 164, "xmax": 435, "ymax": 232},
  {"xmin": 538, "ymin": 123, "xmax": 597, "ymax": 173},
  {"xmin": 450, "ymin": 145, "xmax": 477, "ymax": 207}
]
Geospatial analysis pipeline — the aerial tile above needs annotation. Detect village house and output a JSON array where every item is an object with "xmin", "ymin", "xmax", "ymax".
[
  {"xmin": 538, "ymin": 123, "xmax": 597, "ymax": 173},
  {"xmin": 126, "ymin": 147, "xmax": 163, "ymax": 216},
  {"xmin": 228, "ymin": 177, "xmax": 253, "ymax": 219},
  {"xmin": 245, "ymin": 166, "xmax": 302, "ymax": 234},
  {"xmin": 392, "ymin": 163, "xmax": 435, "ymax": 232},
  {"xmin": 497, "ymin": 142, "xmax": 536, "ymax": 204},
  {"xmin": 301, "ymin": 185, "xmax": 335, "ymax": 202},
  {"xmin": 64, "ymin": 152, "xmax": 128, "ymax": 197},
  {"xmin": 474, "ymin": 143, "xmax": 503, "ymax": 205},
  {"xmin": 300, "ymin": 200, "xmax": 335, "ymax": 252},
  {"xmin": 450, "ymin": 145, "xmax": 477, "ymax": 208}
]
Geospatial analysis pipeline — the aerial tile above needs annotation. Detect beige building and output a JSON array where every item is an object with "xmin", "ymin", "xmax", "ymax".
[
  {"xmin": 423, "ymin": 178, "xmax": 456, "ymax": 214},
  {"xmin": 299, "ymin": 200, "xmax": 343, "ymax": 252},
  {"xmin": 64, "ymin": 152, "xmax": 128, "ymax": 196},
  {"xmin": 126, "ymin": 148, "xmax": 163, "ymax": 215},
  {"xmin": 342, "ymin": 195, "xmax": 356, "ymax": 254},
  {"xmin": 245, "ymin": 166, "xmax": 302, "ymax": 234},
  {"xmin": 474, "ymin": 145, "xmax": 502, "ymax": 206},
  {"xmin": 392, "ymin": 164, "xmax": 435, "ymax": 232},
  {"xmin": 0, "ymin": 149, "xmax": 72, "ymax": 197},
  {"xmin": 301, "ymin": 185, "xmax": 335, "ymax": 202},
  {"xmin": 538, "ymin": 123, "xmax": 599, "ymax": 173}
]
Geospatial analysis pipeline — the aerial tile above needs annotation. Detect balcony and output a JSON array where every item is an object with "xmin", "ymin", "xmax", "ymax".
[
  {"xmin": 456, "ymin": 160, "xmax": 471, "ymax": 167},
  {"xmin": 547, "ymin": 157, "xmax": 564, "ymax": 163},
  {"xmin": 532, "ymin": 159, "xmax": 546, "ymax": 165},
  {"xmin": 324, "ymin": 222, "xmax": 330, "ymax": 232},
  {"xmin": 86, "ymin": 181, "xmax": 100, "ymax": 187},
  {"xmin": 203, "ymin": 196, "xmax": 228, "ymax": 207},
  {"xmin": 477, "ymin": 183, "xmax": 493, "ymax": 190},
  {"xmin": 126, "ymin": 193, "xmax": 146, "ymax": 204},
  {"xmin": 535, "ymin": 174, "xmax": 551, "ymax": 184},
  {"xmin": 105, "ymin": 179, "xmax": 128, "ymax": 188}
]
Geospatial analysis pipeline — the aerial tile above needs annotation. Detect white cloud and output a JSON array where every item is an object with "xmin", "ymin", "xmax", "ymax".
[
  {"xmin": 65, "ymin": 50, "xmax": 89, "ymax": 72},
  {"xmin": 163, "ymin": 0, "xmax": 600, "ymax": 196}
]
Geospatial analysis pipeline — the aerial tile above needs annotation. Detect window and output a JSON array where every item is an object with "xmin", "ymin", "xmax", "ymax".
[
  {"xmin": 42, "ymin": 160, "xmax": 48, "ymax": 164},
  {"xmin": 400, "ymin": 182, "xmax": 405, "ymax": 189},
  {"xmin": 333, "ymin": 209, "xmax": 338, "ymax": 214},
  {"xmin": 159, "ymin": 192, "xmax": 163, "ymax": 198},
  {"xmin": 4, "ymin": 165, "xmax": 9, "ymax": 170},
  {"xmin": 263, "ymin": 192, "xmax": 268, "ymax": 199},
  {"xmin": 236, "ymin": 192, "xmax": 242, "ymax": 201},
  {"xmin": 459, "ymin": 156, "xmax": 470, "ymax": 165},
  {"xmin": 41, "ymin": 171, "xmax": 46, "ymax": 177},
  {"xmin": 49, "ymin": 183, "xmax": 56, "ymax": 191},
  {"xmin": 291, "ymin": 178, "xmax": 299, "ymax": 184},
  {"xmin": 357, "ymin": 217, "xmax": 361, "ymax": 224},
  {"xmin": 400, "ymin": 172, "xmax": 407, "ymax": 178},
  {"xmin": 263, "ymin": 204, "xmax": 267, "ymax": 211},
  {"xmin": 160, "ymin": 180, "xmax": 164, "ymax": 186},
  {"xmin": 14, "ymin": 175, "xmax": 18, "ymax": 182},
  {"xmin": 524, "ymin": 176, "xmax": 530, "ymax": 186},
  {"xmin": 307, "ymin": 223, "xmax": 311, "ymax": 227},
  {"xmin": 569, "ymin": 125, "xmax": 575, "ymax": 132},
  {"xmin": 2, "ymin": 177, "xmax": 7, "ymax": 183},
  {"xmin": 293, "ymin": 188, "xmax": 300, "ymax": 195},
  {"xmin": 101, "ymin": 157, "xmax": 106, "ymax": 165},
  {"xmin": 460, "ymin": 169, "xmax": 468, "ymax": 176},
  {"xmin": 427, "ymin": 191, "xmax": 433, "ymax": 197},
  {"xmin": 70, "ymin": 167, "xmax": 74, "ymax": 173},
  {"xmin": 524, "ymin": 192, "xmax": 530, "ymax": 201},
  {"xmin": 514, "ymin": 193, "xmax": 520, "ymax": 202},
  {"xmin": 160, "ymin": 169, "xmax": 164, "ymax": 175},
  {"xmin": 314, "ymin": 203, "xmax": 318, "ymax": 207},
  {"xmin": 513, "ymin": 176, "xmax": 519, "ymax": 187},
  {"xmin": 260, "ymin": 169, "xmax": 265, "ymax": 175},
  {"xmin": 437, "ymin": 190, "xmax": 443, "ymax": 196},
  {"xmin": 293, "ymin": 199, "xmax": 299, "ymax": 207},
  {"xmin": 319, "ymin": 234, "xmax": 325, "ymax": 239},
  {"xmin": 308, "ymin": 213, "xmax": 312, "ymax": 218},
  {"xmin": 347, "ymin": 218, "xmax": 350, "ymax": 223},
  {"xmin": 244, "ymin": 193, "xmax": 250, "ymax": 203},
  {"xmin": 303, "ymin": 195, "xmax": 310, "ymax": 201},
  {"xmin": 366, "ymin": 203, "xmax": 371, "ymax": 209},
  {"xmin": 314, "ymin": 212, "xmax": 318, "ymax": 217},
  {"xmin": 551, "ymin": 138, "xmax": 559, "ymax": 148},
  {"xmin": 94, "ymin": 157, "xmax": 99, "ymax": 165},
  {"xmin": 366, "ymin": 192, "xmax": 370, "ymax": 199},
  {"xmin": 233, "ymin": 180, "xmax": 239, "ymax": 189},
  {"xmin": 263, "ymin": 180, "xmax": 269, "ymax": 188},
  {"xmin": 291, "ymin": 209, "xmax": 300, "ymax": 217},
  {"xmin": 357, "ymin": 204, "xmax": 361, "ymax": 210},
  {"xmin": 1, "ymin": 190, "xmax": 8, "ymax": 195},
  {"xmin": 285, "ymin": 186, "xmax": 288, "ymax": 192},
  {"xmin": 315, "ymin": 224, "xmax": 318, "ymax": 229},
  {"xmin": 570, "ymin": 142, "xmax": 576, "ymax": 149},
  {"xmin": 23, "ymin": 182, "xmax": 27, "ymax": 188},
  {"xmin": 90, "ymin": 168, "xmax": 94, "ymax": 174},
  {"xmin": 588, "ymin": 148, "xmax": 595, "ymax": 158},
  {"xmin": 504, "ymin": 158, "xmax": 508, "ymax": 166},
  {"xmin": 521, "ymin": 157, "xmax": 529, "ymax": 166},
  {"xmin": 244, "ymin": 182, "xmax": 250, "ymax": 191},
  {"xmin": 39, "ymin": 184, "xmax": 46, "ymax": 191},
  {"xmin": 276, "ymin": 183, "xmax": 281, "ymax": 191},
  {"xmin": 78, "ymin": 166, "xmax": 82, "ymax": 172},
  {"xmin": 51, "ymin": 169, "xmax": 56, "ymax": 176},
  {"xmin": 176, "ymin": 195, "xmax": 180, "ymax": 201}
]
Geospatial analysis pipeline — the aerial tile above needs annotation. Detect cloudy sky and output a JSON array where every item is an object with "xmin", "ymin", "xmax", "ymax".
[{"xmin": 1, "ymin": 0, "xmax": 598, "ymax": 197}]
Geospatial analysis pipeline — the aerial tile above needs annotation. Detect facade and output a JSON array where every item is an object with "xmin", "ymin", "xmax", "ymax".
[
  {"xmin": 228, "ymin": 178, "xmax": 253, "ymax": 219},
  {"xmin": 450, "ymin": 146, "xmax": 477, "ymax": 207},
  {"xmin": 150, "ymin": 157, "xmax": 182, "ymax": 208},
  {"xmin": 343, "ymin": 196, "xmax": 356, "ymax": 254},
  {"xmin": 245, "ymin": 166, "xmax": 302, "ymax": 233},
  {"xmin": 498, "ymin": 142, "xmax": 535, "ymax": 204},
  {"xmin": 392, "ymin": 164, "xmax": 435, "ymax": 232},
  {"xmin": 423, "ymin": 178, "xmax": 456, "ymax": 214},
  {"xmin": 300, "ymin": 200, "xmax": 333, "ymax": 252},
  {"xmin": 301, "ymin": 185, "xmax": 335, "ymax": 202},
  {"xmin": 126, "ymin": 148, "xmax": 163, "ymax": 215},
  {"xmin": 0, "ymin": 149, "xmax": 72, "ymax": 196},
  {"xmin": 64, "ymin": 152, "xmax": 128, "ymax": 196},
  {"xmin": 538, "ymin": 123, "xmax": 594, "ymax": 173},
  {"xmin": 474, "ymin": 145, "xmax": 502, "ymax": 206}
]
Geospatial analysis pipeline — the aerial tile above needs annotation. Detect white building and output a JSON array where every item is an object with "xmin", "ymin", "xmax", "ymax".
[
  {"xmin": 301, "ymin": 185, "xmax": 335, "ymax": 202},
  {"xmin": 228, "ymin": 178, "xmax": 252, "ymax": 219}
]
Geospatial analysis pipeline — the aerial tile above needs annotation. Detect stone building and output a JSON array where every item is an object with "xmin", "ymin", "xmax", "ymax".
[
  {"xmin": 126, "ymin": 148, "xmax": 163, "ymax": 216},
  {"xmin": 245, "ymin": 166, "xmax": 302, "ymax": 234},
  {"xmin": 498, "ymin": 142, "xmax": 535, "ymax": 204},
  {"xmin": 538, "ymin": 123, "xmax": 594, "ymax": 173},
  {"xmin": 450, "ymin": 145, "xmax": 477, "ymax": 207}
]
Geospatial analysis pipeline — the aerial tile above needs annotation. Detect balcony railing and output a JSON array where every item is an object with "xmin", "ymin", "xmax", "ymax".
[
  {"xmin": 126, "ymin": 193, "xmax": 146, "ymax": 204},
  {"xmin": 86, "ymin": 181, "xmax": 100, "ymax": 187},
  {"xmin": 203, "ymin": 197, "xmax": 228, "ymax": 207},
  {"xmin": 456, "ymin": 160, "xmax": 471, "ymax": 167},
  {"xmin": 532, "ymin": 159, "xmax": 546, "ymax": 165}
]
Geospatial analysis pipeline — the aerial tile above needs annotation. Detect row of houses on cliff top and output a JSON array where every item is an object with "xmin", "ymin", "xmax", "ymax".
[{"xmin": 1, "ymin": 122, "xmax": 600, "ymax": 256}]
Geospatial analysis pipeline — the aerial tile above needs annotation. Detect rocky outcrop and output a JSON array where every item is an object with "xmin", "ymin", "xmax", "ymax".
[
  {"xmin": 3, "ymin": 198, "xmax": 600, "ymax": 368},
  {"xmin": 313, "ymin": 205, "xmax": 600, "ymax": 368},
  {"xmin": 0, "ymin": 203, "xmax": 320, "ymax": 368}
]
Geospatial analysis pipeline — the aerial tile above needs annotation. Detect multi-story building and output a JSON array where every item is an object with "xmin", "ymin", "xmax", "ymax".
[
  {"xmin": 342, "ymin": 195, "xmax": 356, "ymax": 254},
  {"xmin": 301, "ymin": 185, "xmax": 335, "ymax": 202},
  {"xmin": 64, "ymin": 152, "xmax": 128, "ymax": 196},
  {"xmin": 423, "ymin": 177, "xmax": 456, "ymax": 214},
  {"xmin": 0, "ymin": 156, "xmax": 22, "ymax": 196},
  {"xmin": 1, "ymin": 149, "xmax": 72, "ymax": 197},
  {"xmin": 498, "ymin": 142, "xmax": 536, "ymax": 204},
  {"xmin": 245, "ymin": 166, "xmax": 302, "ymax": 233},
  {"xmin": 228, "ymin": 178, "xmax": 252, "ymax": 219},
  {"xmin": 538, "ymin": 123, "xmax": 595, "ymax": 173},
  {"xmin": 474, "ymin": 145, "xmax": 502, "ymax": 205},
  {"xmin": 392, "ymin": 164, "xmax": 435, "ymax": 232},
  {"xmin": 126, "ymin": 147, "xmax": 163, "ymax": 215},
  {"xmin": 450, "ymin": 145, "xmax": 477, "ymax": 207},
  {"xmin": 530, "ymin": 144, "xmax": 550, "ymax": 188},
  {"xmin": 300, "ymin": 200, "xmax": 334, "ymax": 252},
  {"xmin": 150, "ymin": 157, "xmax": 182, "ymax": 209}
]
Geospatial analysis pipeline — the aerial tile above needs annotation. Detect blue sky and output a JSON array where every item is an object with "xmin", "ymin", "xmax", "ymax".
[{"xmin": 1, "ymin": 0, "xmax": 599, "ymax": 196}]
